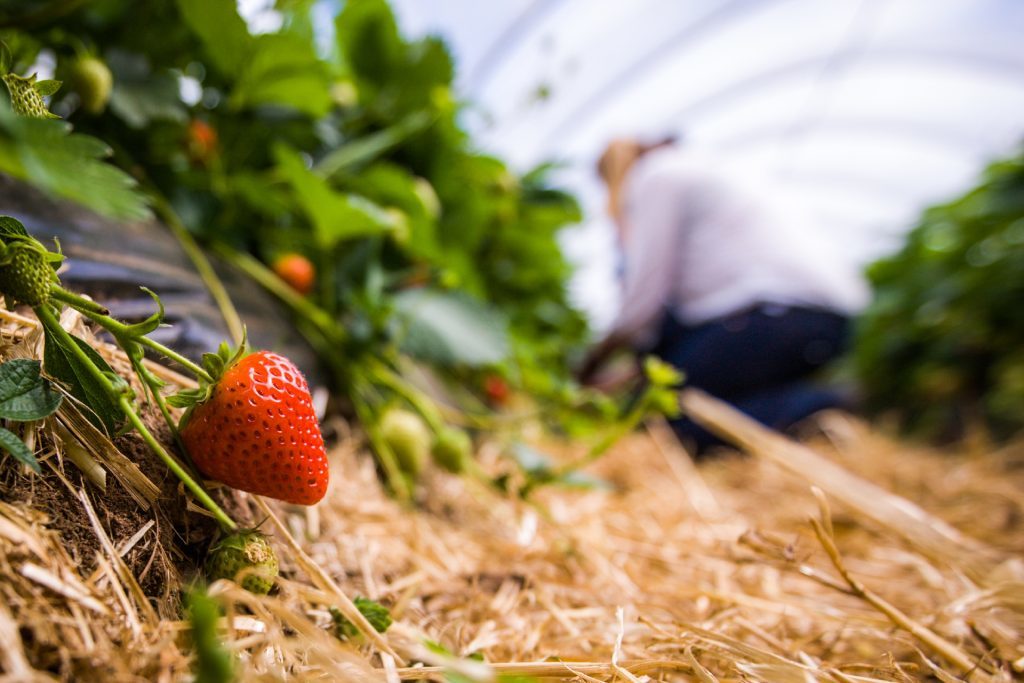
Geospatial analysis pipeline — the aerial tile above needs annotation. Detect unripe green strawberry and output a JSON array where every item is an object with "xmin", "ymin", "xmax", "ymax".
[
  {"xmin": 70, "ymin": 56, "xmax": 113, "ymax": 115},
  {"xmin": 431, "ymin": 426, "xmax": 471, "ymax": 473},
  {"xmin": 2, "ymin": 73, "xmax": 60, "ymax": 119},
  {"xmin": 0, "ymin": 242, "xmax": 52, "ymax": 306},
  {"xmin": 379, "ymin": 408, "xmax": 429, "ymax": 477},
  {"xmin": 206, "ymin": 531, "xmax": 278, "ymax": 595}
]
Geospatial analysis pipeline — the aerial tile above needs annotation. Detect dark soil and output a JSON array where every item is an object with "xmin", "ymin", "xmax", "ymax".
[{"xmin": 0, "ymin": 408, "xmax": 227, "ymax": 618}]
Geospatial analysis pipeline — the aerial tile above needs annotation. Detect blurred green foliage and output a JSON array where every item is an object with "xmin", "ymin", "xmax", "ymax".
[
  {"xmin": 0, "ymin": 0, "xmax": 589, "ymax": 415},
  {"xmin": 852, "ymin": 148, "xmax": 1024, "ymax": 440}
]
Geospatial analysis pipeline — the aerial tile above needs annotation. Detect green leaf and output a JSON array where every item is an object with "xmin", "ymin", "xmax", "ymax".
[
  {"xmin": 315, "ymin": 110, "xmax": 434, "ymax": 178},
  {"xmin": 187, "ymin": 589, "xmax": 235, "ymax": 683},
  {"xmin": 177, "ymin": 0, "xmax": 253, "ymax": 76},
  {"xmin": 0, "ymin": 43, "xmax": 10, "ymax": 75},
  {"xmin": 274, "ymin": 144, "xmax": 393, "ymax": 245},
  {"xmin": 330, "ymin": 597, "xmax": 392, "ymax": 639},
  {"xmin": 0, "ymin": 215, "xmax": 28, "ymax": 239},
  {"xmin": 336, "ymin": 0, "xmax": 405, "ymax": 87},
  {"xmin": 33, "ymin": 80, "xmax": 60, "ymax": 97},
  {"xmin": 0, "ymin": 425, "xmax": 39, "ymax": 472},
  {"xmin": 643, "ymin": 356, "xmax": 684, "ymax": 388},
  {"xmin": 41, "ymin": 321, "xmax": 122, "ymax": 435},
  {"xmin": 0, "ymin": 359, "xmax": 62, "ymax": 420},
  {"xmin": 0, "ymin": 103, "xmax": 150, "ymax": 220},
  {"xmin": 393, "ymin": 289, "xmax": 510, "ymax": 367},
  {"xmin": 231, "ymin": 33, "xmax": 332, "ymax": 117},
  {"xmin": 107, "ymin": 50, "xmax": 187, "ymax": 129}
]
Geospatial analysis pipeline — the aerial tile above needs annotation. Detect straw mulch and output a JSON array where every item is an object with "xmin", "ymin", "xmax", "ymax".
[{"xmin": 0, "ymin": 309, "xmax": 1022, "ymax": 682}]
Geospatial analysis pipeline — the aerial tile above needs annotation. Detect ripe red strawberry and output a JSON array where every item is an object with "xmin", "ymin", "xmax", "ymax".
[
  {"xmin": 272, "ymin": 253, "xmax": 315, "ymax": 295},
  {"xmin": 483, "ymin": 374, "xmax": 510, "ymax": 406},
  {"xmin": 186, "ymin": 119, "xmax": 218, "ymax": 166},
  {"xmin": 180, "ymin": 350, "xmax": 329, "ymax": 505}
]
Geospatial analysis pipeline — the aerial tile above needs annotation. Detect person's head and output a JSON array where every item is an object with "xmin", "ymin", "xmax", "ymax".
[{"xmin": 597, "ymin": 134, "xmax": 677, "ymax": 231}]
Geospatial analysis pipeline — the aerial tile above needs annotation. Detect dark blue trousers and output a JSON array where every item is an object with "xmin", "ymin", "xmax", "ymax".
[{"xmin": 648, "ymin": 304, "xmax": 851, "ymax": 454}]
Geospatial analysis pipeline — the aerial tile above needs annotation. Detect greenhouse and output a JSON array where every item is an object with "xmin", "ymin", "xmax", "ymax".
[{"xmin": 0, "ymin": 0, "xmax": 1021, "ymax": 681}]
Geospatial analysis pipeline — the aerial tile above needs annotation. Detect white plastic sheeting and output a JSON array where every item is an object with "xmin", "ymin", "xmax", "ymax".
[{"xmin": 389, "ymin": 0, "xmax": 1024, "ymax": 331}]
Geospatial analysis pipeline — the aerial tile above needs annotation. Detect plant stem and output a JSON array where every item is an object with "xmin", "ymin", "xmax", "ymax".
[
  {"xmin": 150, "ymin": 196, "xmax": 245, "ymax": 346},
  {"xmin": 119, "ymin": 396, "xmax": 236, "ymax": 532},
  {"xmin": 35, "ymin": 304, "xmax": 236, "ymax": 531},
  {"xmin": 49, "ymin": 286, "xmax": 109, "ymax": 314},
  {"xmin": 134, "ymin": 336, "xmax": 213, "ymax": 383},
  {"xmin": 129, "ymin": 353, "xmax": 190, "ymax": 464},
  {"xmin": 551, "ymin": 400, "xmax": 648, "ymax": 478},
  {"xmin": 368, "ymin": 359, "xmax": 445, "ymax": 433},
  {"xmin": 60, "ymin": 300, "xmax": 213, "ymax": 383}
]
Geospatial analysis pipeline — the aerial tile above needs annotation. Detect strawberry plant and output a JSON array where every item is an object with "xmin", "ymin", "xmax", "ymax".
[
  {"xmin": 852, "ymin": 147, "xmax": 1024, "ymax": 439},
  {"xmin": 0, "ymin": 0, "xmax": 672, "ymax": 503}
]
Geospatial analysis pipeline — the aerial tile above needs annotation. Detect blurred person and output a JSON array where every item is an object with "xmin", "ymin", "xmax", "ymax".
[{"xmin": 578, "ymin": 136, "xmax": 870, "ymax": 454}]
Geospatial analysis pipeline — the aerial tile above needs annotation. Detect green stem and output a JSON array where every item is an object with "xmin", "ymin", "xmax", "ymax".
[
  {"xmin": 119, "ymin": 396, "xmax": 236, "ymax": 532},
  {"xmin": 129, "ymin": 353, "xmax": 190, "ymax": 463},
  {"xmin": 49, "ymin": 286, "xmax": 109, "ymax": 315},
  {"xmin": 63, "ymin": 302, "xmax": 213, "ymax": 383},
  {"xmin": 133, "ymin": 336, "xmax": 213, "ymax": 383},
  {"xmin": 368, "ymin": 359, "xmax": 445, "ymax": 433},
  {"xmin": 150, "ymin": 196, "xmax": 245, "ymax": 346},
  {"xmin": 550, "ymin": 400, "xmax": 648, "ymax": 478},
  {"xmin": 35, "ymin": 305, "xmax": 236, "ymax": 531}
]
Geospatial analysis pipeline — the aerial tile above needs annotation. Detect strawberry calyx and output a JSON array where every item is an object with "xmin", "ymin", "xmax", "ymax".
[{"xmin": 168, "ymin": 335, "xmax": 250, "ymax": 415}]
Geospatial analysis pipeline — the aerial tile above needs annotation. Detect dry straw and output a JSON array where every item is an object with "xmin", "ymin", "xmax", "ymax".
[{"xmin": 0, "ymin": 310, "xmax": 1021, "ymax": 681}]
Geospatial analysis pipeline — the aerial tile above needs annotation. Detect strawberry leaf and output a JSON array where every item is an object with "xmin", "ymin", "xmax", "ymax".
[
  {"xmin": 176, "ymin": 0, "xmax": 253, "ymax": 76},
  {"xmin": 274, "ymin": 144, "xmax": 395, "ymax": 247},
  {"xmin": 40, "ymin": 319, "xmax": 122, "ymax": 434},
  {"xmin": 0, "ymin": 425, "xmax": 39, "ymax": 472},
  {"xmin": 330, "ymin": 597, "xmax": 392, "ymax": 640},
  {"xmin": 0, "ymin": 216, "xmax": 28, "ymax": 239},
  {"xmin": 392, "ymin": 288, "xmax": 509, "ymax": 367},
  {"xmin": 186, "ymin": 589, "xmax": 235, "ymax": 683},
  {"xmin": 0, "ymin": 359, "xmax": 62, "ymax": 421},
  {"xmin": 0, "ymin": 102, "xmax": 150, "ymax": 220}
]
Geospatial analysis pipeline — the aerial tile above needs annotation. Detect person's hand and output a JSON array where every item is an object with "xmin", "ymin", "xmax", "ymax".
[
  {"xmin": 575, "ymin": 333, "xmax": 630, "ymax": 388},
  {"xmin": 586, "ymin": 362, "xmax": 641, "ymax": 393}
]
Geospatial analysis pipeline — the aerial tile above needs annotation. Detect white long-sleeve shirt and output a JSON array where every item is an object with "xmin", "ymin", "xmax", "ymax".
[{"xmin": 610, "ymin": 148, "xmax": 870, "ymax": 348}]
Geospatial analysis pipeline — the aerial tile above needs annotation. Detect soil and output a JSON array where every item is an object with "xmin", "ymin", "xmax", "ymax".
[{"xmin": 0, "ymin": 408, "xmax": 226, "ymax": 618}]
